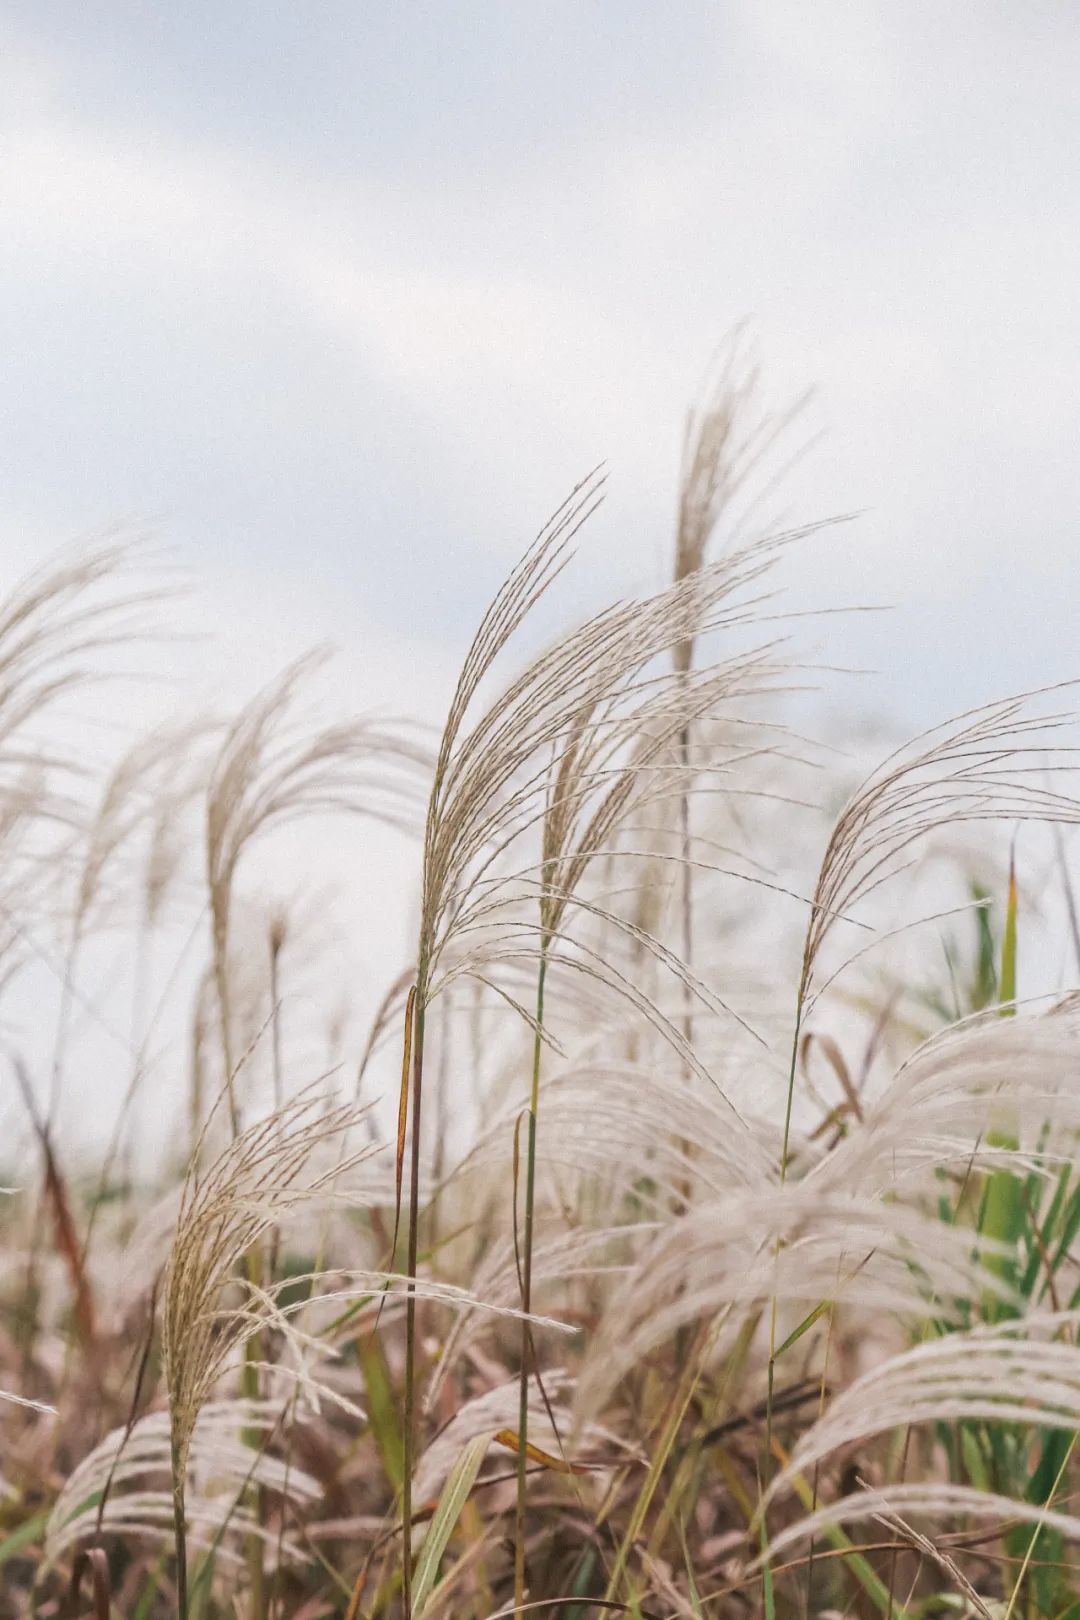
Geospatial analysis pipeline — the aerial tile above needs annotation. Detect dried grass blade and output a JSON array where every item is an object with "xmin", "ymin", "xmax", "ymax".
[
  {"xmin": 492, "ymin": 1428, "xmax": 592, "ymax": 1476},
  {"xmin": 63, "ymin": 1548, "xmax": 111, "ymax": 1620},
  {"xmin": 13, "ymin": 1058, "xmax": 97, "ymax": 1350}
]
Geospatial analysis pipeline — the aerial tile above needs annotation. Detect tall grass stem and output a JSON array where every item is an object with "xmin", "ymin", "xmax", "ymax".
[{"xmin": 515, "ymin": 946, "xmax": 549, "ymax": 1607}]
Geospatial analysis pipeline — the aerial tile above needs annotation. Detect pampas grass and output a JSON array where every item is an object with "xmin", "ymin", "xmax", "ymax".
[{"xmin": 7, "ymin": 384, "xmax": 1080, "ymax": 1619}]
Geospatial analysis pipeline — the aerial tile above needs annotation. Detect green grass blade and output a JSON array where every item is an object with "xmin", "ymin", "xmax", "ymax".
[
  {"xmin": 774, "ymin": 1299, "xmax": 832, "ymax": 1359},
  {"xmin": 0, "ymin": 1508, "xmax": 48, "ymax": 1566},
  {"xmin": 979, "ymin": 852, "xmax": 1023, "ymax": 1317},
  {"xmin": 356, "ymin": 1326, "xmax": 405, "ymax": 1493},
  {"xmin": 999, "ymin": 849, "xmax": 1018, "ymax": 1011},
  {"xmin": 412, "ymin": 1431, "xmax": 489, "ymax": 1617}
]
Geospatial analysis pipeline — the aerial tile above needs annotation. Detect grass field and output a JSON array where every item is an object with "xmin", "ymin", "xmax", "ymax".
[{"xmin": 4, "ymin": 368, "xmax": 1080, "ymax": 1620}]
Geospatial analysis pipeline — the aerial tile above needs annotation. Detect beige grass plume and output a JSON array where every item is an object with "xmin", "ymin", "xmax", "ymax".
[
  {"xmin": 205, "ymin": 649, "xmax": 429, "ymax": 1130},
  {"xmin": 397, "ymin": 468, "xmax": 808, "ymax": 1607},
  {"xmin": 45, "ymin": 1398, "xmax": 321, "ymax": 1576},
  {"xmin": 782, "ymin": 688, "xmax": 1080, "ymax": 1176},
  {"xmin": 161, "ymin": 1086, "xmax": 374, "ymax": 1613}
]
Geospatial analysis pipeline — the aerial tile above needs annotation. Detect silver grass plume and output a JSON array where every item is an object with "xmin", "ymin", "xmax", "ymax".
[
  {"xmin": 0, "ymin": 536, "xmax": 167, "ymax": 768},
  {"xmin": 763, "ymin": 1482, "xmax": 1080, "ymax": 1576},
  {"xmin": 751, "ymin": 689, "xmax": 1080, "ymax": 1582},
  {"xmin": 205, "ymin": 648, "xmax": 429, "ymax": 1131},
  {"xmin": 415, "ymin": 513, "xmax": 799, "ymax": 1027},
  {"xmin": 674, "ymin": 327, "xmax": 811, "ymax": 619},
  {"xmin": 759, "ymin": 1313, "xmax": 1080, "ymax": 1593},
  {"xmin": 672, "ymin": 334, "xmax": 809, "ymax": 1088},
  {"xmin": 398, "ymin": 470, "xmax": 806, "ymax": 1609},
  {"xmin": 576, "ymin": 1187, "xmax": 1013, "ymax": 1420},
  {"xmin": 426, "ymin": 1222, "xmax": 651, "ymax": 1417},
  {"xmin": 459, "ymin": 1057, "xmax": 774, "ymax": 1209},
  {"xmin": 784, "ymin": 688, "xmax": 1080, "ymax": 1175},
  {"xmin": 798, "ymin": 690, "xmax": 1080, "ymax": 1020},
  {"xmin": 765, "ymin": 1310, "xmax": 1080, "ymax": 1513},
  {"xmin": 412, "ymin": 1372, "xmax": 622, "ymax": 1507},
  {"xmin": 0, "ymin": 539, "xmax": 172, "ymax": 1114},
  {"xmin": 48, "ymin": 723, "xmax": 204, "ymax": 1128},
  {"xmin": 45, "ymin": 1399, "xmax": 321, "ymax": 1575},
  {"xmin": 812, "ymin": 1011, "xmax": 1080, "ymax": 1198},
  {"xmin": 161, "ymin": 1087, "xmax": 374, "ymax": 1614}
]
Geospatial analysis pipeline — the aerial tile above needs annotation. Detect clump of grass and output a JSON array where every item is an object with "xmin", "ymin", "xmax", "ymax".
[{"xmin": 6, "ymin": 381, "xmax": 1080, "ymax": 1620}]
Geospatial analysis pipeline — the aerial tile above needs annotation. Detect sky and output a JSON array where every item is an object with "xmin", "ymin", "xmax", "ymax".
[
  {"xmin": 2, "ymin": 3, "xmax": 1079, "ymax": 733},
  {"xmin": 1, "ymin": 4, "xmax": 1079, "ymax": 1147}
]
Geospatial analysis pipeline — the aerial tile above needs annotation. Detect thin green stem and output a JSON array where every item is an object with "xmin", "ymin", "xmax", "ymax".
[
  {"xmin": 269, "ymin": 939, "xmax": 283, "ymax": 1112},
  {"xmin": 1002, "ymin": 1427, "xmax": 1078, "ymax": 1620},
  {"xmin": 767, "ymin": 998, "xmax": 805, "ymax": 1468},
  {"xmin": 676, "ymin": 718, "xmax": 696, "ymax": 1211},
  {"xmin": 778, "ymin": 994, "xmax": 804, "ymax": 1186},
  {"xmin": 677, "ymin": 720, "xmax": 694, "ymax": 1007},
  {"xmin": 762, "ymin": 995, "xmax": 805, "ymax": 1603},
  {"xmin": 242, "ymin": 1267, "xmax": 265, "ymax": 1620},
  {"xmin": 212, "ymin": 923, "xmax": 264, "ymax": 1619},
  {"xmin": 213, "ymin": 936, "xmax": 240, "ymax": 1141},
  {"xmin": 604, "ymin": 1311, "xmax": 740, "ymax": 1603},
  {"xmin": 402, "ymin": 996, "xmax": 427, "ymax": 1620},
  {"xmin": 515, "ymin": 946, "xmax": 548, "ymax": 1610},
  {"xmin": 172, "ymin": 1462, "xmax": 188, "ymax": 1620}
]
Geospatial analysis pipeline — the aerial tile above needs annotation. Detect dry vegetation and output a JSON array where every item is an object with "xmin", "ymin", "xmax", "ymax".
[{"xmin": 4, "ymin": 352, "xmax": 1080, "ymax": 1620}]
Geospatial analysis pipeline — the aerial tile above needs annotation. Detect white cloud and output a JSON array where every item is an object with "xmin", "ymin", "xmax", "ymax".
[{"xmin": 0, "ymin": 5, "xmax": 1076, "ymax": 719}]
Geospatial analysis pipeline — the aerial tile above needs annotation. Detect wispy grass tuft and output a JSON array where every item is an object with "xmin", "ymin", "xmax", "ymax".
[{"xmin": 7, "ymin": 383, "xmax": 1080, "ymax": 1620}]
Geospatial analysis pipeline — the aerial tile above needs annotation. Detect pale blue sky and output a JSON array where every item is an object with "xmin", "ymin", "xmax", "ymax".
[{"xmin": 2, "ymin": 3, "xmax": 1078, "ymax": 724}]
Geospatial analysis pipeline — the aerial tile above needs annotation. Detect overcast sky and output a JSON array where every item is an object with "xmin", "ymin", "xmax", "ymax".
[{"xmin": 2, "ymin": 3, "xmax": 1079, "ymax": 729}]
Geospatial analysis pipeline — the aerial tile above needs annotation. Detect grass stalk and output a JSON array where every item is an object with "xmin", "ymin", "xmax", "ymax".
[
  {"xmin": 211, "ymin": 933, "xmax": 266, "ymax": 1620},
  {"xmin": 172, "ymin": 1446, "xmax": 189, "ymax": 1620},
  {"xmin": 605, "ymin": 1311, "xmax": 745, "ymax": 1603},
  {"xmin": 269, "ymin": 928, "xmax": 284, "ymax": 1113},
  {"xmin": 675, "ymin": 714, "xmax": 697, "ymax": 1213},
  {"xmin": 515, "ymin": 944, "xmax": 549, "ymax": 1609},
  {"xmin": 760, "ymin": 994, "xmax": 807, "ymax": 1593},
  {"xmin": 402, "ymin": 994, "xmax": 427, "ymax": 1620}
]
